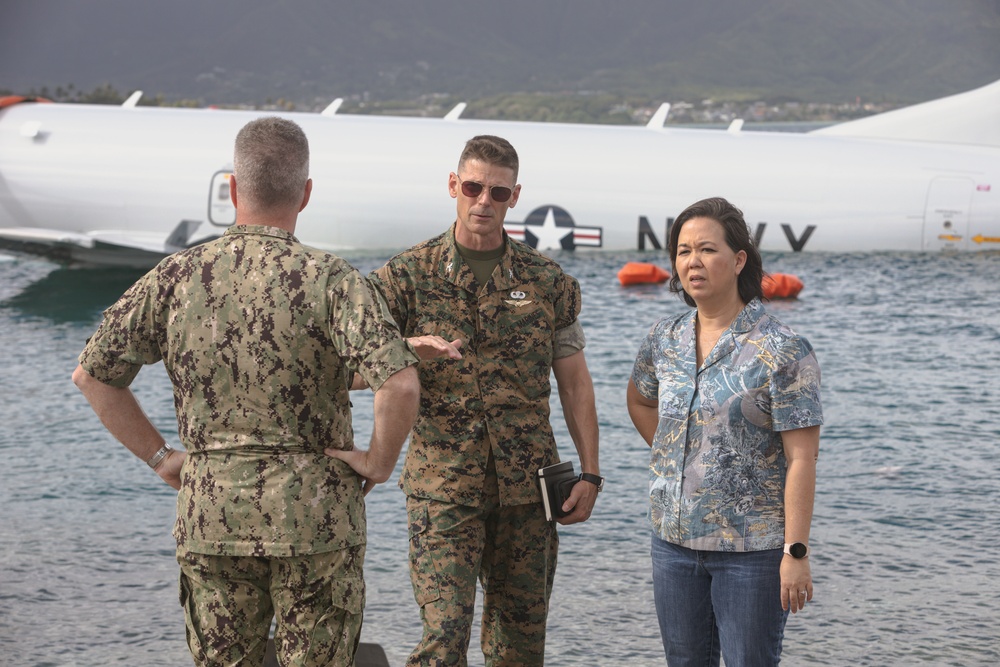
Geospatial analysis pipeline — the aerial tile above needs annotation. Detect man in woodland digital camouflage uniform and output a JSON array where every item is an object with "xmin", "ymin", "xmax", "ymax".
[
  {"xmin": 331, "ymin": 135, "xmax": 602, "ymax": 666},
  {"xmin": 72, "ymin": 117, "xmax": 420, "ymax": 667}
]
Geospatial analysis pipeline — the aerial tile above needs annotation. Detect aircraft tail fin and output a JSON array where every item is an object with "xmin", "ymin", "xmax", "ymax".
[{"xmin": 811, "ymin": 79, "xmax": 1000, "ymax": 148}]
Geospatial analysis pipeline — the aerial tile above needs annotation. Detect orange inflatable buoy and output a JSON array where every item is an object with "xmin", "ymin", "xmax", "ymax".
[
  {"xmin": 762, "ymin": 273, "xmax": 804, "ymax": 299},
  {"xmin": 617, "ymin": 263, "xmax": 802, "ymax": 299},
  {"xmin": 0, "ymin": 95, "xmax": 53, "ymax": 109},
  {"xmin": 618, "ymin": 262, "xmax": 670, "ymax": 286}
]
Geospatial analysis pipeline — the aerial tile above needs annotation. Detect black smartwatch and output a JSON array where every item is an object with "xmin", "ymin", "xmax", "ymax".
[
  {"xmin": 579, "ymin": 473, "xmax": 605, "ymax": 492},
  {"xmin": 783, "ymin": 542, "xmax": 810, "ymax": 559}
]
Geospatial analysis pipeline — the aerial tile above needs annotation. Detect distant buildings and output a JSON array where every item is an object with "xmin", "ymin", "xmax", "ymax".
[{"xmin": 629, "ymin": 98, "xmax": 890, "ymax": 126}]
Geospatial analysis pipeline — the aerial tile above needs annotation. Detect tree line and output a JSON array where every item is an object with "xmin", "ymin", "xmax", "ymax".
[
  {"xmin": 0, "ymin": 83, "xmax": 202, "ymax": 108},
  {"xmin": 2, "ymin": 83, "xmax": 890, "ymax": 126}
]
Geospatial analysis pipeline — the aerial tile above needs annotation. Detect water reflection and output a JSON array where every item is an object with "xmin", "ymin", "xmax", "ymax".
[{"xmin": 1, "ymin": 264, "xmax": 145, "ymax": 323}]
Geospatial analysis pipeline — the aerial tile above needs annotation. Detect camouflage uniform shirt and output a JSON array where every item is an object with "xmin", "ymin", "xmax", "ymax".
[
  {"xmin": 370, "ymin": 225, "xmax": 584, "ymax": 508},
  {"xmin": 78, "ymin": 225, "xmax": 419, "ymax": 557}
]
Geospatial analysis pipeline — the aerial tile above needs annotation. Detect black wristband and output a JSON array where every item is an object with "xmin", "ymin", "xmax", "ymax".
[{"xmin": 579, "ymin": 472, "xmax": 605, "ymax": 492}]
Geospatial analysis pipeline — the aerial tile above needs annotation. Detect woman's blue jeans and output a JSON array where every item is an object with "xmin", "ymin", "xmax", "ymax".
[{"xmin": 651, "ymin": 535, "xmax": 789, "ymax": 667}]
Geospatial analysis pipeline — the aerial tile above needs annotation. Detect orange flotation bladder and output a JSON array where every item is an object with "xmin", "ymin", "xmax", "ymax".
[
  {"xmin": 618, "ymin": 262, "xmax": 803, "ymax": 298},
  {"xmin": 0, "ymin": 95, "xmax": 53, "ymax": 109},
  {"xmin": 617, "ymin": 262, "xmax": 671, "ymax": 286},
  {"xmin": 762, "ymin": 273, "xmax": 804, "ymax": 299}
]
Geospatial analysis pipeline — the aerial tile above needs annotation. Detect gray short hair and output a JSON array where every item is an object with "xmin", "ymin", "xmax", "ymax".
[{"xmin": 233, "ymin": 117, "xmax": 310, "ymax": 210}]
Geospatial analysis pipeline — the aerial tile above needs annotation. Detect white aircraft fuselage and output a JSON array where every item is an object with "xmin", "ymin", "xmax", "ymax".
[{"xmin": 1, "ymin": 80, "xmax": 998, "ymax": 267}]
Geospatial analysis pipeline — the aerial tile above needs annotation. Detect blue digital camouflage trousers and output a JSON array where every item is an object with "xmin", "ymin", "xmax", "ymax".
[
  {"xmin": 177, "ymin": 543, "xmax": 365, "ymax": 667},
  {"xmin": 405, "ymin": 481, "xmax": 558, "ymax": 666}
]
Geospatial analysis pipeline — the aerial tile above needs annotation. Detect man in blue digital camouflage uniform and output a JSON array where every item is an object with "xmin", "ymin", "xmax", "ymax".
[{"xmin": 73, "ymin": 117, "xmax": 420, "ymax": 667}]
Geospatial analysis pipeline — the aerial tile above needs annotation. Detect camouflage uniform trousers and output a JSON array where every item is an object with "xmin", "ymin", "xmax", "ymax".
[
  {"xmin": 176, "ymin": 542, "xmax": 365, "ymax": 667},
  {"xmin": 405, "ymin": 474, "xmax": 558, "ymax": 667}
]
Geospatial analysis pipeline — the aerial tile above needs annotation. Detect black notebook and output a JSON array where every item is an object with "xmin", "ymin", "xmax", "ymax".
[{"xmin": 537, "ymin": 461, "xmax": 578, "ymax": 522}]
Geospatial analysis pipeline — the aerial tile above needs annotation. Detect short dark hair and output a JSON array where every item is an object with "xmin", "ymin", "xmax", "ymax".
[
  {"xmin": 667, "ymin": 197, "xmax": 764, "ymax": 307},
  {"xmin": 234, "ymin": 117, "xmax": 310, "ymax": 210},
  {"xmin": 458, "ymin": 135, "xmax": 519, "ymax": 181}
]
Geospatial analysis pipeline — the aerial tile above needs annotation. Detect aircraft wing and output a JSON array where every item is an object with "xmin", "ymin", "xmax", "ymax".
[{"xmin": 0, "ymin": 220, "xmax": 214, "ymax": 267}]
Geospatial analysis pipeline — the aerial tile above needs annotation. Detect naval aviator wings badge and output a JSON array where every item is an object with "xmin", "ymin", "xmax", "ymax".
[{"xmin": 505, "ymin": 290, "xmax": 532, "ymax": 307}]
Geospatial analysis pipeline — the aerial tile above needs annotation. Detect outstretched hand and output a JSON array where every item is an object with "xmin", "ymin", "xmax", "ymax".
[{"xmin": 408, "ymin": 336, "xmax": 463, "ymax": 360}]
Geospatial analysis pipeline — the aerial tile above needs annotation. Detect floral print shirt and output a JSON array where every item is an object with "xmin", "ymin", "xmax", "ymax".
[{"xmin": 631, "ymin": 298, "xmax": 823, "ymax": 551}]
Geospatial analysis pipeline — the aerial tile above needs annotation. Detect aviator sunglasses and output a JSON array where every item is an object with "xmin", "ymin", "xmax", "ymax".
[{"xmin": 457, "ymin": 176, "xmax": 514, "ymax": 203}]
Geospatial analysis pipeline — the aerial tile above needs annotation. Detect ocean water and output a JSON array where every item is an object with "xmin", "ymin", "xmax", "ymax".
[{"xmin": 1, "ymin": 249, "xmax": 998, "ymax": 667}]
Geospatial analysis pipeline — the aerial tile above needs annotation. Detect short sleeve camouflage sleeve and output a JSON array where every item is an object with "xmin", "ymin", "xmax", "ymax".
[
  {"xmin": 78, "ymin": 269, "xmax": 164, "ymax": 387},
  {"xmin": 328, "ymin": 270, "xmax": 417, "ymax": 392},
  {"xmin": 367, "ymin": 265, "xmax": 407, "ymax": 334},
  {"xmin": 553, "ymin": 320, "xmax": 586, "ymax": 359},
  {"xmin": 552, "ymin": 271, "xmax": 584, "ymax": 359}
]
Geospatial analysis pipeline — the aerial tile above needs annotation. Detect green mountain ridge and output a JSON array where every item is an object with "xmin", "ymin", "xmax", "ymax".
[{"xmin": 2, "ymin": 0, "xmax": 998, "ymax": 109}]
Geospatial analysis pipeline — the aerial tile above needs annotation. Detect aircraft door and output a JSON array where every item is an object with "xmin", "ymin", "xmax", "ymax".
[
  {"xmin": 923, "ymin": 177, "xmax": 973, "ymax": 251},
  {"xmin": 208, "ymin": 170, "xmax": 236, "ymax": 226}
]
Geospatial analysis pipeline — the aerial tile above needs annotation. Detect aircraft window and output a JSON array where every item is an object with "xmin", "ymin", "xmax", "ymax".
[{"xmin": 218, "ymin": 184, "xmax": 229, "ymax": 201}]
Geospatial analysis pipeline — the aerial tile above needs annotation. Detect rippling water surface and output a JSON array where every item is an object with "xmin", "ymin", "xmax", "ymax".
[{"xmin": 1, "ymin": 249, "xmax": 998, "ymax": 666}]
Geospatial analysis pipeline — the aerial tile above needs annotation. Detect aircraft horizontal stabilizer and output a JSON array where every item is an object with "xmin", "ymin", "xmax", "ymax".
[{"xmin": 813, "ymin": 78, "xmax": 1000, "ymax": 148}]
